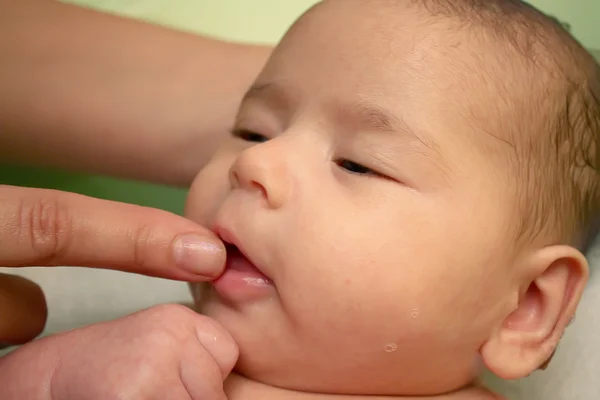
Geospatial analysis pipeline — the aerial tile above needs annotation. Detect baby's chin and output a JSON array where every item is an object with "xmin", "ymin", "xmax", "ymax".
[
  {"xmin": 229, "ymin": 346, "xmax": 479, "ymax": 399},
  {"xmin": 190, "ymin": 285, "xmax": 484, "ymax": 397}
]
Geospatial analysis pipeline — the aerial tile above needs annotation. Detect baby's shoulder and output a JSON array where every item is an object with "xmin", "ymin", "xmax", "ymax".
[
  {"xmin": 458, "ymin": 388, "xmax": 505, "ymax": 400},
  {"xmin": 224, "ymin": 374, "xmax": 504, "ymax": 400}
]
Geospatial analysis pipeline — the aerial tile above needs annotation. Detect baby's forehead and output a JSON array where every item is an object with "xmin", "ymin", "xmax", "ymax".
[
  {"xmin": 285, "ymin": 0, "xmax": 535, "ymax": 99},
  {"xmin": 277, "ymin": 3, "xmax": 528, "ymax": 139},
  {"xmin": 264, "ymin": 0, "xmax": 591, "ymax": 169}
]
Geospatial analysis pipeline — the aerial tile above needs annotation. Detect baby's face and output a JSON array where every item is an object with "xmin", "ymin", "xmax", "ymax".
[{"xmin": 186, "ymin": 1, "xmax": 522, "ymax": 396}]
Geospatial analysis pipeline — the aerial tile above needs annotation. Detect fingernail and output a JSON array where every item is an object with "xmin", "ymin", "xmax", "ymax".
[{"xmin": 173, "ymin": 234, "xmax": 225, "ymax": 278}]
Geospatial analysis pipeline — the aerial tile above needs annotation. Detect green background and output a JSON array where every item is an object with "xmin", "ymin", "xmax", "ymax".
[{"xmin": 2, "ymin": 0, "xmax": 599, "ymax": 215}]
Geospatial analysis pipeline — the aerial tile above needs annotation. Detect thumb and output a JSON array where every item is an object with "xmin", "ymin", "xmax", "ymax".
[
  {"xmin": 194, "ymin": 316, "xmax": 239, "ymax": 378},
  {"xmin": 0, "ymin": 185, "xmax": 225, "ymax": 281},
  {"xmin": 179, "ymin": 314, "xmax": 238, "ymax": 400}
]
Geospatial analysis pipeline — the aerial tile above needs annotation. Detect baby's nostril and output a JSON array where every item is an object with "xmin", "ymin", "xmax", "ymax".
[
  {"xmin": 250, "ymin": 180, "xmax": 267, "ymax": 198},
  {"xmin": 229, "ymin": 170, "xmax": 241, "ymax": 187}
]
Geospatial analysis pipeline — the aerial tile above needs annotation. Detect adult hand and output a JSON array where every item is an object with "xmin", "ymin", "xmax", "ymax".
[
  {"xmin": 0, "ymin": 304, "xmax": 238, "ymax": 400},
  {"xmin": 0, "ymin": 185, "xmax": 226, "ymax": 345}
]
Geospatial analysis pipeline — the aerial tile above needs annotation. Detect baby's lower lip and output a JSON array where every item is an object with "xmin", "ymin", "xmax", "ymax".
[{"xmin": 211, "ymin": 245, "xmax": 274, "ymax": 302}]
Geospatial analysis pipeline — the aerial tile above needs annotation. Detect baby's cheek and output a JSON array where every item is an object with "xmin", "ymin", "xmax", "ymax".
[{"xmin": 184, "ymin": 156, "xmax": 231, "ymax": 223}]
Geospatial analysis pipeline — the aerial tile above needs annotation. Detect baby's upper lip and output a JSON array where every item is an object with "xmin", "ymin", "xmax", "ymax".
[{"xmin": 213, "ymin": 224, "xmax": 271, "ymax": 279}]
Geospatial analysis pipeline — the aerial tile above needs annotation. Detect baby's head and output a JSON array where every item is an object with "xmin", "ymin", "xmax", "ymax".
[{"xmin": 186, "ymin": 0, "xmax": 599, "ymax": 396}]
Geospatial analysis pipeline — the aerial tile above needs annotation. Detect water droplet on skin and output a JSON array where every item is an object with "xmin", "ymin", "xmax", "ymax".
[
  {"xmin": 411, "ymin": 308, "xmax": 420, "ymax": 318},
  {"xmin": 384, "ymin": 343, "xmax": 398, "ymax": 353}
]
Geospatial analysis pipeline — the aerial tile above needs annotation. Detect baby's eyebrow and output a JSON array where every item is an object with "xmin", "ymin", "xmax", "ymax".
[
  {"xmin": 241, "ymin": 83, "xmax": 447, "ymax": 168},
  {"xmin": 350, "ymin": 101, "xmax": 398, "ymax": 133},
  {"xmin": 353, "ymin": 101, "xmax": 450, "ymax": 172},
  {"xmin": 242, "ymin": 83, "xmax": 424, "ymax": 143},
  {"xmin": 342, "ymin": 100, "xmax": 441, "ymax": 156},
  {"xmin": 240, "ymin": 82, "xmax": 293, "ymax": 117},
  {"xmin": 345, "ymin": 100, "xmax": 420, "ymax": 138}
]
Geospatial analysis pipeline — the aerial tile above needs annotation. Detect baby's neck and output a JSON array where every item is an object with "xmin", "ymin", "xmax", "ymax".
[{"xmin": 224, "ymin": 374, "xmax": 503, "ymax": 400}]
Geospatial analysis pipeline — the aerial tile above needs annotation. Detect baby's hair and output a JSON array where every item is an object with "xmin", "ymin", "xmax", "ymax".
[
  {"xmin": 409, "ymin": 0, "xmax": 600, "ymax": 252},
  {"xmin": 315, "ymin": 0, "xmax": 600, "ymax": 251}
]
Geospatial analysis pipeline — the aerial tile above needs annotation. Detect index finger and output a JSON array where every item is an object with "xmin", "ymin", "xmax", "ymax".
[{"xmin": 0, "ymin": 185, "xmax": 225, "ymax": 281}]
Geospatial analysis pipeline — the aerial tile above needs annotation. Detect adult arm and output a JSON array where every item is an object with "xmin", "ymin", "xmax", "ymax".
[{"xmin": 0, "ymin": 0, "xmax": 271, "ymax": 187}]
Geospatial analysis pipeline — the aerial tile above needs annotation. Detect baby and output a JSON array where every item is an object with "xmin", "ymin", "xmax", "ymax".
[{"xmin": 184, "ymin": 0, "xmax": 600, "ymax": 399}]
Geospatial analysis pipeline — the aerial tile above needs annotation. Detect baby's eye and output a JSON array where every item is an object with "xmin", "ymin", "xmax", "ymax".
[
  {"xmin": 336, "ymin": 159, "xmax": 379, "ymax": 176},
  {"xmin": 231, "ymin": 129, "xmax": 269, "ymax": 143}
]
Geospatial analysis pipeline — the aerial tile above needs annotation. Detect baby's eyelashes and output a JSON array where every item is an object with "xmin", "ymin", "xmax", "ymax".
[
  {"xmin": 336, "ymin": 159, "xmax": 376, "ymax": 175},
  {"xmin": 230, "ymin": 129, "xmax": 393, "ymax": 182},
  {"xmin": 231, "ymin": 128, "xmax": 269, "ymax": 143},
  {"xmin": 335, "ymin": 158, "xmax": 388, "ymax": 180}
]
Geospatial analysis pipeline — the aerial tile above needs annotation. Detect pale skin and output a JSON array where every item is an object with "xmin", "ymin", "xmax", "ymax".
[
  {"xmin": 222, "ymin": 375, "xmax": 503, "ymax": 400},
  {"xmin": 0, "ymin": 0, "xmax": 589, "ymax": 399},
  {"xmin": 1, "ymin": 0, "xmax": 276, "ymax": 396},
  {"xmin": 0, "ymin": 305, "xmax": 240, "ymax": 400},
  {"xmin": 186, "ymin": 0, "xmax": 588, "ymax": 399},
  {"xmin": 0, "ymin": 0, "xmax": 270, "ymax": 187},
  {"xmin": 0, "ymin": 0, "xmax": 269, "ymax": 344},
  {"xmin": 0, "ymin": 304, "xmax": 497, "ymax": 400}
]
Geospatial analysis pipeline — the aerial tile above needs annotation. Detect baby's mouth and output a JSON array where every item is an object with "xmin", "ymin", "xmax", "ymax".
[
  {"xmin": 210, "ymin": 241, "xmax": 273, "ymax": 301},
  {"xmin": 223, "ymin": 243, "xmax": 271, "ymax": 283},
  {"xmin": 209, "ymin": 225, "xmax": 275, "ymax": 302}
]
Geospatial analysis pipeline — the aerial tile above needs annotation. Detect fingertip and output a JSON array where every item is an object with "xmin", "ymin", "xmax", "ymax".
[
  {"xmin": 173, "ymin": 233, "xmax": 226, "ymax": 280},
  {"xmin": 195, "ymin": 317, "xmax": 239, "ymax": 377}
]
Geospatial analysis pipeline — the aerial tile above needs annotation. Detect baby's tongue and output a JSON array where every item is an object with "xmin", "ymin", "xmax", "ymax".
[
  {"xmin": 212, "ymin": 244, "xmax": 274, "ymax": 301},
  {"xmin": 225, "ymin": 245, "xmax": 269, "ymax": 280}
]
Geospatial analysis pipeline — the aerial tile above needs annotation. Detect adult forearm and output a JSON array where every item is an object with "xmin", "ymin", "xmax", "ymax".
[{"xmin": 0, "ymin": 0, "xmax": 270, "ymax": 187}]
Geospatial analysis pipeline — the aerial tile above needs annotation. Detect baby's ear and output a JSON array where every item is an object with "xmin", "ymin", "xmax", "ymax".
[{"xmin": 480, "ymin": 245, "xmax": 588, "ymax": 379}]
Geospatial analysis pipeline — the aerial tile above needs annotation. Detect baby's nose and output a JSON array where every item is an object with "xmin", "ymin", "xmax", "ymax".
[{"xmin": 228, "ymin": 143, "xmax": 290, "ymax": 209}]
